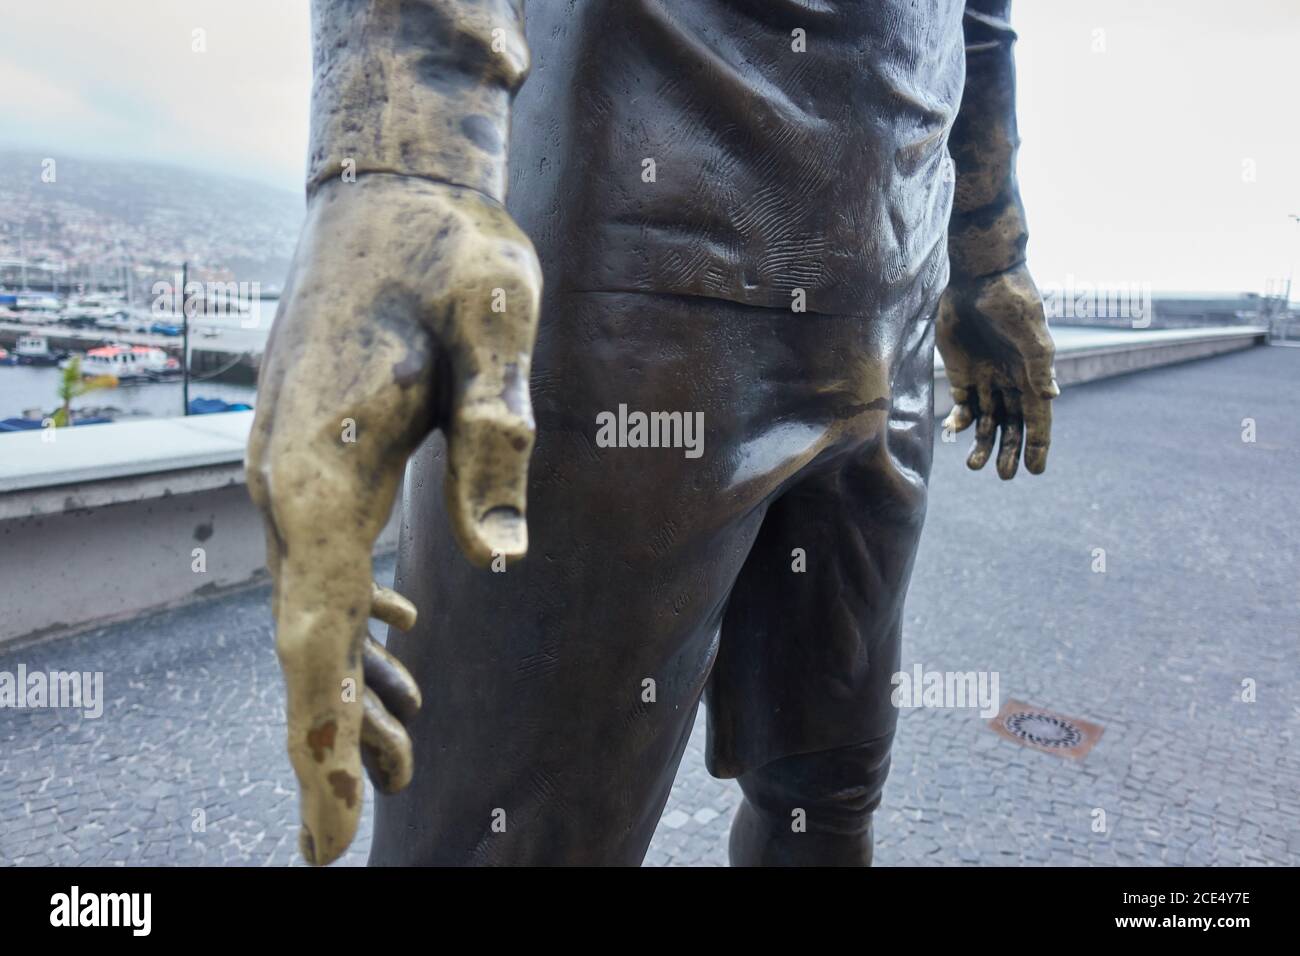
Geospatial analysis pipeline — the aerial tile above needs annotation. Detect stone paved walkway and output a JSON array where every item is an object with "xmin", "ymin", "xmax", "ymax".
[{"xmin": 2, "ymin": 346, "xmax": 1298, "ymax": 866}]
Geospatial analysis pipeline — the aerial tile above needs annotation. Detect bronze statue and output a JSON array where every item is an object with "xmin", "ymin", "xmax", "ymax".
[{"xmin": 247, "ymin": 0, "xmax": 1056, "ymax": 866}]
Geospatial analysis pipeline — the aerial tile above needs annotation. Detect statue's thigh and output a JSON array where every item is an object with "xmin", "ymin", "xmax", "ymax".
[
  {"xmin": 706, "ymin": 314, "xmax": 936, "ymax": 779},
  {"xmin": 370, "ymin": 290, "xmax": 808, "ymax": 864}
]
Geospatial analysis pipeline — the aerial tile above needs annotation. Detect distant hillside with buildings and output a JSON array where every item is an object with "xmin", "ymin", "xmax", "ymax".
[
  {"xmin": 1, "ymin": 150, "xmax": 1290, "ymax": 333},
  {"xmin": 0, "ymin": 151, "xmax": 303, "ymax": 296}
]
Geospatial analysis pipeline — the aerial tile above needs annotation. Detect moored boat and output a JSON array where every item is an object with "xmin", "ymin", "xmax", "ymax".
[
  {"xmin": 79, "ymin": 343, "xmax": 179, "ymax": 380},
  {"xmin": 14, "ymin": 335, "xmax": 63, "ymax": 366}
]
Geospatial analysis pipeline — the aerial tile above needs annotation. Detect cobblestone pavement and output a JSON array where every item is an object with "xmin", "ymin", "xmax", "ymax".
[{"xmin": 2, "ymin": 346, "xmax": 1298, "ymax": 866}]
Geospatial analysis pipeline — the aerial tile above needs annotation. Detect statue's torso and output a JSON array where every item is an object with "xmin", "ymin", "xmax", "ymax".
[{"xmin": 508, "ymin": 0, "xmax": 966, "ymax": 318}]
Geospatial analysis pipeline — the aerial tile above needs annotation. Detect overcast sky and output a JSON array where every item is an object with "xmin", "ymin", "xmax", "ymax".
[{"xmin": 1, "ymin": 0, "xmax": 1297, "ymax": 296}]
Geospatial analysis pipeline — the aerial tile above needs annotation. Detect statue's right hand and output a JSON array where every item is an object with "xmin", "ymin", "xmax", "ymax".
[{"xmin": 245, "ymin": 174, "xmax": 541, "ymax": 865}]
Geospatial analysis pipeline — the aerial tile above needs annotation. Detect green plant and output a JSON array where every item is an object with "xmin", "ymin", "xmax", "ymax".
[{"xmin": 52, "ymin": 356, "xmax": 115, "ymax": 427}]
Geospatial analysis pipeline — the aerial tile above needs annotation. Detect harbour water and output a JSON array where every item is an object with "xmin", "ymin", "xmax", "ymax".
[
  {"xmin": 0, "ymin": 364, "xmax": 257, "ymax": 421},
  {"xmin": 0, "ymin": 302, "xmax": 274, "ymax": 421}
]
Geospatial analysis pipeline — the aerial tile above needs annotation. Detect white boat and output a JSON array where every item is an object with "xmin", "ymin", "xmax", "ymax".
[
  {"xmin": 78, "ymin": 292, "xmax": 129, "ymax": 309},
  {"xmin": 14, "ymin": 293, "xmax": 61, "ymax": 313},
  {"xmin": 93, "ymin": 311, "xmax": 151, "ymax": 333},
  {"xmin": 80, "ymin": 344, "xmax": 178, "ymax": 380},
  {"xmin": 15, "ymin": 335, "xmax": 61, "ymax": 366}
]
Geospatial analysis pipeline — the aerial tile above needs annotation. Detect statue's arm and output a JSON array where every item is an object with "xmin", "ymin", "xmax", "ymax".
[
  {"xmin": 307, "ymin": 0, "xmax": 528, "ymax": 204},
  {"xmin": 947, "ymin": 0, "xmax": 1027, "ymax": 284},
  {"xmin": 938, "ymin": 0, "xmax": 1058, "ymax": 479}
]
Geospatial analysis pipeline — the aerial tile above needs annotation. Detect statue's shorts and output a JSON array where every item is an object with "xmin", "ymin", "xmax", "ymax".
[{"xmin": 370, "ymin": 287, "xmax": 937, "ymax": 865}]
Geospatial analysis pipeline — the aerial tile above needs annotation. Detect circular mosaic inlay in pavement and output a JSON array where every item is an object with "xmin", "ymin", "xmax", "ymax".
[{"xmin": 1004, "ymin": 712, "xmax": 1084, "ymax": 749}]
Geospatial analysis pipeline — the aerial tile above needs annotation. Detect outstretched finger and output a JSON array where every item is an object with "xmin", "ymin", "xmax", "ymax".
[
  {"xmin": 967, "ymin": 383, "xmax": 998, "ymax": 470},
  {"xmin": 996, "ymin": 391, "xmax": 1024, "ymax": 480},
  {"xmin": 371, "ymin": 582, "xmax": 417, "ymax": 631},
  {"xmin": 443, "ymin": 265, "xmax": 541, "ymax": 567},
  {"xmin": 362, "ymin": 635, "xmax": 422, "ymax": 724},
  {"xmin": 1022, "ymin": 390, "xmax": 1053, "ymax": 475},
  {"xmin": 360, "ymin": 689, "xmax": 414, "ymax": 793},
  {"xmin": 273, "ymin": 539, "xmax": 371, "ymax": 867}
]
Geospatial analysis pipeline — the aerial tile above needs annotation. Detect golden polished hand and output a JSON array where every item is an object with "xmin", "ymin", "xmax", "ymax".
[{"xmin": 245, "ymin": 173, "xmax": 541, "ymax": 865}]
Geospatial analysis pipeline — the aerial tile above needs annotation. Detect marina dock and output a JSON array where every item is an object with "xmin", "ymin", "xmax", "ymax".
[{"xmin": 0, "ymin": 321, "xmax": 265, "ymax": 384}]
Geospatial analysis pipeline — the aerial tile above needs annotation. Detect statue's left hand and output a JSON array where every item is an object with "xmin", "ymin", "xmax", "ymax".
[{"xmin": 937, "ymin": 264, "xmax": 1059, "ymax": 479}]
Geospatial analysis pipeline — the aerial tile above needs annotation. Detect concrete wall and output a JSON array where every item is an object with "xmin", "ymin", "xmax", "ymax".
[
  {"xmin": 0, "ymin": 326, "xmax": 1268, "ymax": 645},
  {"xmin": 2, "ymin": 471, "xmax": 266, "ymax": 642},
  {"xmin": 0, "ymin": 416, "xmax": 399, "ymax": 646}
]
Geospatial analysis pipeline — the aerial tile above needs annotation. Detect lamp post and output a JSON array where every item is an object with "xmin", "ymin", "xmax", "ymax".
[{"xmin": 181, "ymin": 261, "xmax": 190, "ymax": 416}]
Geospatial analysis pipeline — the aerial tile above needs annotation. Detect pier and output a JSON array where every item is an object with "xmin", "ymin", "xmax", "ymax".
[{"xmin": 0, "ymin": 322, "xmax": 263, "ymax": 384}]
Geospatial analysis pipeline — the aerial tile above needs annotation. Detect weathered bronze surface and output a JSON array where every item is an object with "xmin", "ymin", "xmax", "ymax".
[{"xmin": 247, "ymin": 0, "xmax": 1056, "ymax": 866}]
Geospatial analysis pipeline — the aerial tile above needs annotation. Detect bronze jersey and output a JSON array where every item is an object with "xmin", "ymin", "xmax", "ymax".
[{"xmin": 507, "ymin": 0, "xmax": 967, "ymax": 317}]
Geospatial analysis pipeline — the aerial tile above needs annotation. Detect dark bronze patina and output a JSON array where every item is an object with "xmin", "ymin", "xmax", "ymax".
[{"xmin": 247, "ymin": 0, "xmax": 1056, "ymax": 866}]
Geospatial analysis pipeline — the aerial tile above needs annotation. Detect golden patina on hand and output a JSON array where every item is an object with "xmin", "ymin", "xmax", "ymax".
[{"xmin": 246, "ymin": 171, "xmax": 540, "ymax": 865}]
